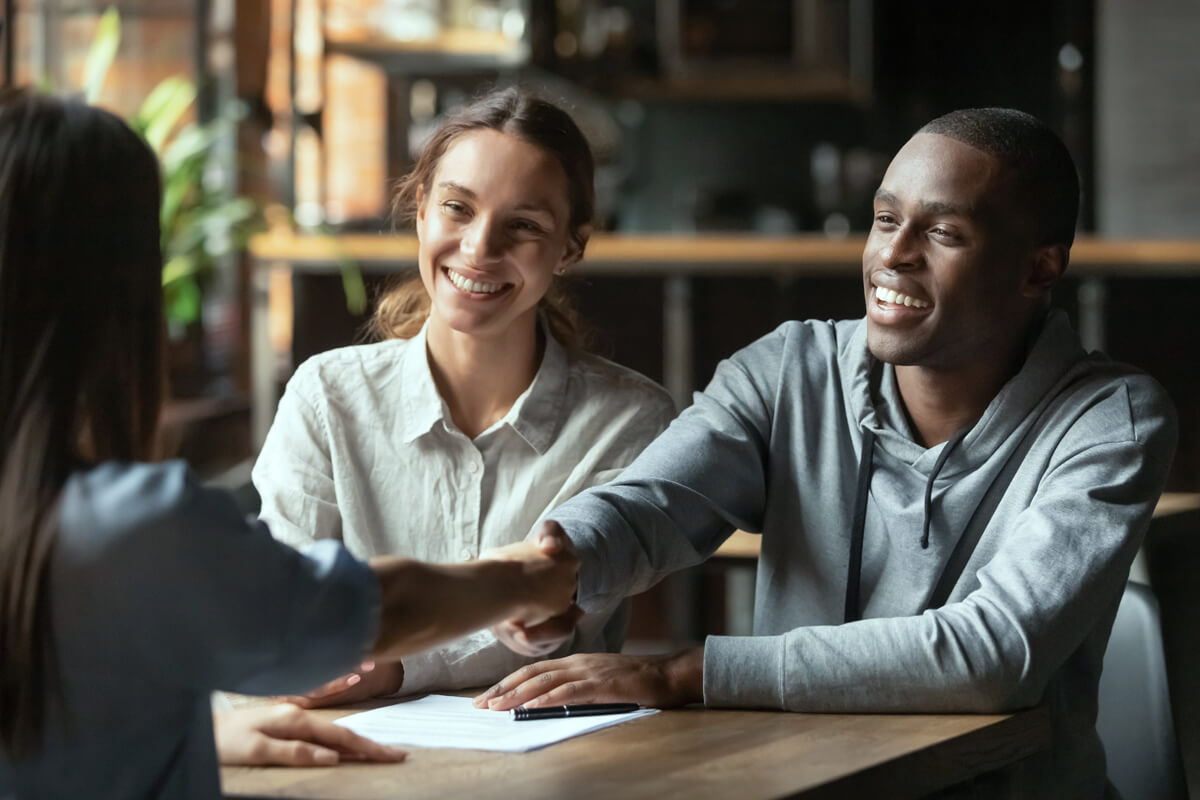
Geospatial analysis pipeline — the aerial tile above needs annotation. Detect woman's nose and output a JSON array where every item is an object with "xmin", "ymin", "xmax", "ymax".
[{"xmin": 461, "ymin": 218, "xmax": 502, "ymax": 265}]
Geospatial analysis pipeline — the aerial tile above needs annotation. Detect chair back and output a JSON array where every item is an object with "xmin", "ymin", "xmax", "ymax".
[
  {"xmin": 1142, "ymin": 507, "xmax": 1200, "ymax": 798},
  {"xmin": 1097, "ymin": 581, "xmax": 1186, "ymax": 799}
]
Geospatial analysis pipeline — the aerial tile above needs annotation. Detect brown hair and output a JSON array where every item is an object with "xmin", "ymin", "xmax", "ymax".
[
  {"xmin": 0, "ymin": 89, "xmax": 164, "ymax": 756},
  {"xmin": 367, "ymin": 87, "xmax": 593, "ymax": 349}
]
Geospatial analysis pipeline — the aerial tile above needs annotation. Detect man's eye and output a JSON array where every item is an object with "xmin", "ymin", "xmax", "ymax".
[{"xmin": 874, "ymin": 213, "xmax": 897, "ymax": 226}]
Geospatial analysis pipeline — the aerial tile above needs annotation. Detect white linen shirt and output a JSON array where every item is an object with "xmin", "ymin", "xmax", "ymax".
[{"xmin": 253, "ymin": 322, "xmax": 676, "ymax": 693}]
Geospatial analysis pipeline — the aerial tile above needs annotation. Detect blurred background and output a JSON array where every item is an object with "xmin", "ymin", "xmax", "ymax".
[{"xmin": 3, "ymin": 0, "xmax": 1199, "ymax": 639}]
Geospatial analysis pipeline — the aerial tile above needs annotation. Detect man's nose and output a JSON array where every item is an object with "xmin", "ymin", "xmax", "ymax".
[{"xmin": 879, "ymin": 227, "xmax": 920, "ymax": 270}]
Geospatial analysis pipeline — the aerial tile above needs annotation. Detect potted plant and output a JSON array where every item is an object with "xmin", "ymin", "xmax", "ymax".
[{"xmin": 82, "ymin": 7, "xmax": 262, "ymax": 394}]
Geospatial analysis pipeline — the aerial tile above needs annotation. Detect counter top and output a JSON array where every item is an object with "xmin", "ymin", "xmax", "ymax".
[{"xmin": 249, "ymin": 232, "xmax": 1200, "ymax": 276}]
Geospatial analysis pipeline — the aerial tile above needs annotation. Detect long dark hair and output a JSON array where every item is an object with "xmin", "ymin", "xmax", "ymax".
[
  {"xmin": 366, "ymin": 86, "xmax": 594, "ymax": 349},
  {"xmin": 0, "ymin": 88, "xmax": 164, "ymax": 756}
]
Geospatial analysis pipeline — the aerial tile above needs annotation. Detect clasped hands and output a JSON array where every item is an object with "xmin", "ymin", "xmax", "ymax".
[{"xmin": 284, "ymin": 520, "xmax": 580, "ymax": 710}]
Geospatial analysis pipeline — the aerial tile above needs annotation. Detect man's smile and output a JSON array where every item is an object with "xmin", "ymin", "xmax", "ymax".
[{"xmin": 871, "ymin": 284, "xmax": 931, "ymax": 309}]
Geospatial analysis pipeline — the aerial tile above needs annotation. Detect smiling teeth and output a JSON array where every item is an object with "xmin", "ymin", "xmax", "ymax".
[
  {"xmin": 447, "ymin": 268, "xmax": 504, "ymax": 294},
  {"xmin": 874, "ymin": 285, "xmax": 930, "ymax": 309}
]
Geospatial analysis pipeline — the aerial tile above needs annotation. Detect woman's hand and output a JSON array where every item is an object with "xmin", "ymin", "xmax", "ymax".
[
  {"xmin": 472, "ymin": 647, "xmax": 705, "ymax": 712},
  {"xmin": 281, "ymin": 660, "xmax": 405, "ymax": 709},
  {"xmin": 490, "ymin": 603, "xmax": 584, "ymax": 657},
  {"xmin": 214, "ymin": 703, "xmax": 406, "ymax": 766},
  {"xmin": 481, "ymin": 521, "xmax": 578, "ymax": 626}
]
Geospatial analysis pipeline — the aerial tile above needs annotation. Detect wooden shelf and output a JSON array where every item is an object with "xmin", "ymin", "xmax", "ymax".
[
  {"xmin": 324, "ymin": 28, "xmax": 527, "ymax": 70},
  {"xmin": 249, "ymin": 232, "xmax": 1200, "ymax": 277}
]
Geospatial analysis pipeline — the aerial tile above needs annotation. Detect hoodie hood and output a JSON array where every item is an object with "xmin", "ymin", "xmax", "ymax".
[
  {"xmin": 836, "ymin": 309, "xmax": 1093, "ymax": 618},
  {"xmin": 841, "ymin": 309, "xmax": 1090, "ymax": 479}
]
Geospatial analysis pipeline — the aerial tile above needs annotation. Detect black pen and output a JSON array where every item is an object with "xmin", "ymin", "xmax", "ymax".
[{"xmin": 511, "ymin": 703, "xmax": 640, "ymax": 721}]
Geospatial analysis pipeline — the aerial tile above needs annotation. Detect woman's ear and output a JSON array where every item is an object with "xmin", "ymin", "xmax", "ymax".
[
  {"xmin": 414, "ymin": 184, "xmax": 427, "ymax": 240},
  {"xmin": 558, "ymin": 223, "xmax": 593, "ymax": 274}
]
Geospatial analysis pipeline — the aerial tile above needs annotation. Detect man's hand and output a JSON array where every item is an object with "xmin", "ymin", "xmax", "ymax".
[
  {"xmin": 281, "ymin": 660, "xmax": 405, "ymax": 709},
  {"xmin": 481, "ymin": 521, "xmax": 578, "ymax": 626},
  {"xmin": 214, "ymin": 703, "xmax": 406, "ymax": 766},
  {"xmin": 471, "ymin": 647, "xmax": 705, "ymax": 711},
  {"xmin": 491, "ymin": 604, "xmax": 583, "ymax": 657}
]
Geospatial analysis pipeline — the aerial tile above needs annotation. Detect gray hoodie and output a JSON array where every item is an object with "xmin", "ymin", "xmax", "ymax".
[{"xmin": 551, "ymin": 309, "xmax": 1177, "ymax": 798}]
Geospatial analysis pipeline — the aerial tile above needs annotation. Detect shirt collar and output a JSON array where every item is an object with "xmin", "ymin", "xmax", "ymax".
[
  {"xmin": 397, "ymin": 317, "xmax": 571, "ymax": 454},
  {"xmin": 504, "ymin": 321, "xmax": 570, "ymax": 455},
  {"xmin": 399, "ymin": 320, "xmax": 450, "ymax": 444}
]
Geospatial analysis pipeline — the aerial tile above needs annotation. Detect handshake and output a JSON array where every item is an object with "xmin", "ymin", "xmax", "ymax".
[
  {"xmin": 286, "ymin": 521, "xmax": 581, "ymax": 710},
  {"xmin": 483, "ymin": 520, "xmax": 585, "ymax": 658}
]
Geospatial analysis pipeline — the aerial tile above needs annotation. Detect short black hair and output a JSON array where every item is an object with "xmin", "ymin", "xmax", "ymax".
[{"xmin": 919, "ymin": 108, "xmax": 1080, "ymax": 248}]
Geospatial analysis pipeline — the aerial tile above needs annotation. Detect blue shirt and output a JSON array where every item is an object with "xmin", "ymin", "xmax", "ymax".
[{"xmin": 0, "ymin": 461, "xmax": 379, "ymax": 799}]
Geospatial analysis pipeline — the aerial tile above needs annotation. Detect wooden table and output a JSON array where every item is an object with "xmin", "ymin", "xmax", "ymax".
[{"xmin": 221, "ymin": 702, "xmax": 1050, "ymax": 800}]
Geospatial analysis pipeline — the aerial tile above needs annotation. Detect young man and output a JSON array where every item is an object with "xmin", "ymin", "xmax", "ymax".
[{"xmin": 476, "ymin": 108, "xmax": 1178, "ymax": 797}]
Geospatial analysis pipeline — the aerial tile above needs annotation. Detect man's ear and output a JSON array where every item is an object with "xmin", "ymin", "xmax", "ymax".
[
  {"xmin": 1021, "ymin": 244, "xmax": 1068, "ymax": 299},
  {"xmin": 558, "ymin": 223, "xmax": 593, "ymax": 274}
]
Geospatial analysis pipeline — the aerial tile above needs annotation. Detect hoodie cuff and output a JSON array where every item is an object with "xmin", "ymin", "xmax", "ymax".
[{"xmin": 703, "ymin": 634, "xmax": 787, "ymax": 709}]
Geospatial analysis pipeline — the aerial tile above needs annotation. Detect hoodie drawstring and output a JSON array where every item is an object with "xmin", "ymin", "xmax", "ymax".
[
  {"xmin": 845, "ymin": 426, "xmax": 969, "ymax": 623},
  {"xmin": 844, "ymin": 428, "xmax": 875, "ymax": 624},
  {"xmin": 920, "ymin": 427, "xmax": 969, "ymax": 549}
]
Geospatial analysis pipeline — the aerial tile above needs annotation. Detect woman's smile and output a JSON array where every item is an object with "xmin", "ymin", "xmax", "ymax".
[{"xmin": 443, "ymin": 266, "xmax": 511, "ymax": 297}]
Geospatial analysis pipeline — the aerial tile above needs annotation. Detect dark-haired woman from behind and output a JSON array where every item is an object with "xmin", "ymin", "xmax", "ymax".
[
  {"xmin": 253, "ymin": 87, "xmax": 676, "ymax": 706},
  {"xmin": 0, "ymin": 87, "xmax": 577, "ymax": 799}
]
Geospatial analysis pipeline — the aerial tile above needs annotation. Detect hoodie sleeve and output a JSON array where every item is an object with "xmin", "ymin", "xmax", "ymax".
[
  {"xmin": 549, "ymin": 328, "xmax": 786, "ymax": 612},
  {"xmin": 703, "ymin": 375, "xmax": 1178, "ymax": 712}
]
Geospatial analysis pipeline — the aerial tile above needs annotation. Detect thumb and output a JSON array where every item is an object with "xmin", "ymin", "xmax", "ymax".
[{"xmin": 535, "ymin": 520, "xmax": 567, "ymax": 554}]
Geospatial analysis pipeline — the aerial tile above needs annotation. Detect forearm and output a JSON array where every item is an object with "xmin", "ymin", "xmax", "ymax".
[
  {"xmin": 369, "ymin": 557, "xmax": 529, "ymax": 660},
  {"xmin": 555, "ymin": 363, "xmax": 774, "ymax": 610},
  {"xmin": 703, "ymin": 612, "xmax": 1032, "ymax": 713}
]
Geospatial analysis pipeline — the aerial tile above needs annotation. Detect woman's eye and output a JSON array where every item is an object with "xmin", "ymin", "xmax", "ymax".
[
  {"xmin": 511, "ymin": 219, "xmax": 544, "ymax": 234},
  {"xmin": 442, "ymin": 201, "xmax": 469, "ymax": 216}
]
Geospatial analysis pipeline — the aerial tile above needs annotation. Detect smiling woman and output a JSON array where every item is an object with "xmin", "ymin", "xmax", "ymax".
[
  {"xmin": 369, "ymin": 88, "xmax": 595, "ymax": 353},
  {"xmin": 252, "ymin": 87, "xmax": 677, "ymax": 708}
]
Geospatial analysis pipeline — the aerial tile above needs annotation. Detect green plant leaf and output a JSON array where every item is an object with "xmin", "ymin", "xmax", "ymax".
[
  {"xmin": 162, "ymin": 254, "xmax": 198, "ymax": 287},
  {"xmin": 165, "ymin": 275, "xmax": 202, "ymax": 325},
  {"xmin": 82, "ymin": 7, "xmax": 121, "ymax": 103},
  {"xmin": 338, "ymin": 255, "xmax": 367, "ymax": 315},
  {"xmin": 160, "ymin": 158, "xmax": 203, "ymax": 233},
  {"xmin": 133, "ymin": 76, "xmax": 196, "ymax": 153},
  {"xmin": 161, "ymin": 122, "xmax": 221, "ymax": 175}
]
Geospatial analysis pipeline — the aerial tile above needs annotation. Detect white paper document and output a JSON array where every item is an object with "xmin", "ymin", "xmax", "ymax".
[{"xmin": 335, "ymin": 694, "xmax": 658, "ymax": 753}]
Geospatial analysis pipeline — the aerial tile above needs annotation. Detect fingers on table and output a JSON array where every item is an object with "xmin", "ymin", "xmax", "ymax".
[
  {"xmin": 476, "ymin": 661, "xmax": 605, "ymax": 711},
  {"xmin": 262, "ymin": 704, "xmax": 406, "ymax": 765}
]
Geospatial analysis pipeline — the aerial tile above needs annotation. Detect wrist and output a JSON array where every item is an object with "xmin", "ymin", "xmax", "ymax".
[
  {"xmin": 664, "ymin": 646, "xmax": 705, "ymax": 706},
  {"xmin": 479, "ymin": 558, "xmax": 535, "ymax": 619}
]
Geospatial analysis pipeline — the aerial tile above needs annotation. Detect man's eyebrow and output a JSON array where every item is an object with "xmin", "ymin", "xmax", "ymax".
[{"xmin": 874, "ymin": 189, "xmax": 974, "ymax": 217}]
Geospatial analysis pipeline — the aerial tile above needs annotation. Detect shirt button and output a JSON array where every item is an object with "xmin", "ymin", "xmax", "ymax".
[
  {"xmin": 466, "ymin": 461, "xmax": 480, "ymax": 474},
  {"xmin": 459, "ymin": 548, "xmax": 473, "ymax": 561}
]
